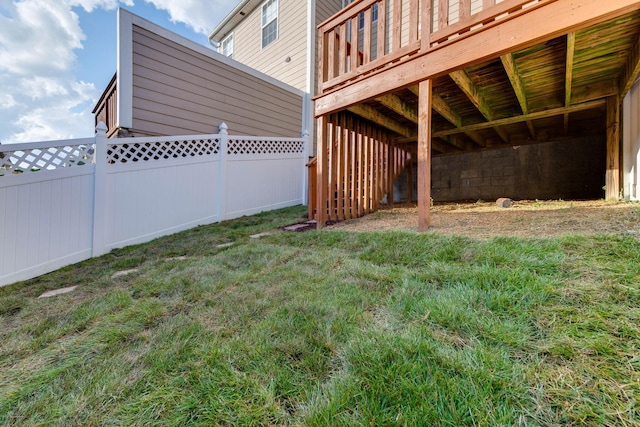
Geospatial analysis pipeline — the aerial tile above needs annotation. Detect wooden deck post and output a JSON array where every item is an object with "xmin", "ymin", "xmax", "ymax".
[
  {"xmin": 316, "ymin": 116, "xmax": 328, "ymax": 228},
  {"xmin": 418, "ymin": 79, "xmax": 433, "ymax": 232},
  {"xmin": 606, "ymin": 95, "xmax": 620, "ymax": 200}
]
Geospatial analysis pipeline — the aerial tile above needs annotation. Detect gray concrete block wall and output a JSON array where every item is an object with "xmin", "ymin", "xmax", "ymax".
[{"xmin": 397, "ymin": 135, "xmax": 605, "ymax": 202}]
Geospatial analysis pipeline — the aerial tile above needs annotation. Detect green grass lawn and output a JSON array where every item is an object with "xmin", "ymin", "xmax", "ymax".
[{"xmin": 1, "ymin": 205, "xmax": 639, "ymax": 426}]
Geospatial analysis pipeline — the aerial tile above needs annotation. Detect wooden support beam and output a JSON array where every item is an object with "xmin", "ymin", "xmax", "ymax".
[
  {"xmin": 500, "ymin": 52, "xmax": 535, "ymax": 137},
  {"xmin": 450, "ymin": 69, "xmax": 510, "ymax": 143},
  {"xmin": 433, "ymin": 99, "xmax": 606, "ymax": 137},
  {"xmin": 410, "ymin": 85, "xmax": 486, "ymax": 146},
  {"xmin": 347, "ymin": 103, "xmax": 414, "ymax": 137},
  {"xmin": 606, "ymin": 95, "xmax": 620, "ymax": 200},
  {"xmin": 316, "ymin": 116, "xmax": 328, "ymax": 228},
  {"xmin": 315, "ymin": 0, "xmax": 640, "ymax": 116},
  {"xmin": 375, "ymin": 93, "xmax": 418, "ymax": 123},
  {"xmin": 620, "ymin": 37, "xmax": 640, "ymax": 101},
  {"xmin": 449, "ymin": 70, "xmax": 492, "ymax": 119},
  {"xmin": 564, "ymin": 32, "xmax": 576, "ymax": 133},
  {"xmin": 418, "ymin": 79, "xmax": 433, "ymax": 232}
]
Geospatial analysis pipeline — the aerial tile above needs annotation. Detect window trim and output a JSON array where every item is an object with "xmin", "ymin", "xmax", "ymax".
[
  {"xmin": 261, "ymin": 0, "xmax": 279, "ymax": 49},
  {"xmin": 221, "ymin": 33, "xmax": 234, "ymax": 58}
]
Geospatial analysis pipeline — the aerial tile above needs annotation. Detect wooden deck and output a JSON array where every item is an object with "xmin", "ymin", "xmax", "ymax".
[{"xmin": 313, "ymin": 0, "xmax": 640, "ymax": 229}]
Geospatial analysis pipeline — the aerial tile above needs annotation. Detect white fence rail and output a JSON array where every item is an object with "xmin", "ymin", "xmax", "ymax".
[{"xmin": 0, "ymin": 122, "xmax": 307, "ymax": 287}]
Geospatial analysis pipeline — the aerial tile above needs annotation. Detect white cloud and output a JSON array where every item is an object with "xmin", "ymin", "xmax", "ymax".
[
  {"xmin": 145, "ymin": 0, "xmax": 238, "ymax": 35},
  {"xmin": 0, "ymin": 0, "xmax": 235, "ymax": 144},
  {"xmin": 0, "ymin": 0, "xmax": 120, "ymax": 143}
]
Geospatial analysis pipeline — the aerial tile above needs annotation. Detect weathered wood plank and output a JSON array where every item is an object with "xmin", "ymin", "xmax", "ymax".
[
  {"xmin": 316, "ymin": 116, "xmax": 328, "ymax": 228},
  {"xmin": 350, "ymin": 16, "xmax": 359, "ymax": 71},
  {"xmin": 347, "ymin": 103, "xmax": 414, "ymax": 137},
  {"xmin": 564, "ymin": 32, "xmax": 576, "ymax": 132},
  {"xmin": 363, "ymin": 8, "xmax": 372, "ymax": 64},
  {"xmin": 433, "ymin": 99, "xmax": 606, "ymax": 137},
  {"xmin": 409, "ymin": 0, "xmax": 420, "ymax": 42},
  {"xmin": 421, "ymin": 0, "xmax": 432, "ymax": 50},
  {"xmin": 339, "ymin": 24, "xmax": 348, "ymax": 76},
  {"xmin": 418, "ymin": 79, "xmax": 433, "ymax": 232},
  {"xmin": 606, "ymin": 95, "xmax": 620, "ymax": 200},
  {"xmin": 460, "ymin": 0, "xmax": 471, "ymax": 20},
  {"xmin": 439, "ymin": 0, "xmax": 450, "ymax": 31},
  {"xmin": 377, "ymin": 0, "xmax": 387, "ymax": 60},
  {"xmin": 375, "ymin": 93, "xmax": 418, "ymax": 123},
  {"xmin": 393, "ymin": 0, "xmax": 402, "ymax": 51}
]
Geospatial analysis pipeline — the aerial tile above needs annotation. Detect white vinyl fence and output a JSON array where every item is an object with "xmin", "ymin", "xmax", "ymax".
[{"xmin": 0, "ymin": 122, "xmax": 307, "ymax": 287}]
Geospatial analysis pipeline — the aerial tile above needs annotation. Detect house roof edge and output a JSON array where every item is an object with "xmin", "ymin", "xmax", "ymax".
[{"xmin": 208, "ymin": 0, "xmax": 261, "ymax": 42}]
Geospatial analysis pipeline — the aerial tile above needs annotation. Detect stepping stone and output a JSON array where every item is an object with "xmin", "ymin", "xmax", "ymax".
[
  {"xmin": 164, "ymin": 256, "xmax": 188, "ymax": 262},
  {"xmin": 283, "ymin": 223, "xmax": 312, "ymax": 231},
  {"xmin": 111, "ymin": 268, "xmax": 139, "ymax": 279},
  {"xmin": 249, "ymin": 232, "xmax": 271, "ymax": 239},
  {"xmin": 217, "ymin": 242, "xmax": 234, "ymax": 248},
  {"xmin": 38, "ymin": 286, "xmax": 78, "ymax": 299}
]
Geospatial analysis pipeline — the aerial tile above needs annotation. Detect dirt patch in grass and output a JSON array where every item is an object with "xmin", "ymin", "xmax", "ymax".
[{"xmin": 327, "ymin": 200, "xmax": 640, "ymax": 239}]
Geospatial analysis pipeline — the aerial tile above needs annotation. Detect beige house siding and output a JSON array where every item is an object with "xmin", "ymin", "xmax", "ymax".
[
  {"xmin": 129, "ymin": 23, "xmax": 303, "ymax": 137},
  {"xmin": 232, "ymin": 0, "xmax": 309, "ymax": 92},
  {"xmin": 315, "ymin": 0, "xmax": 343, "ymax": 95}
]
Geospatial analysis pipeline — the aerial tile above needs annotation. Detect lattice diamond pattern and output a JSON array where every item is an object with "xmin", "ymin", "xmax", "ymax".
[
  {"xmin": 107, "ymin": 138, "xmax": 220, "ymax": 163},
  {"xmin": 227, "ymin": 139, "xmax": 304, "ymax": 155},
  {"xmin": 0, "ymin": 144, "xmax": 94, "ymax": 175}
]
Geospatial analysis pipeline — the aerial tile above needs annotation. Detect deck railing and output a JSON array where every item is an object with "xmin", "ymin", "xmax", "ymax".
[
  {"xmin": 318, "ymin": 0, "xmax": 545, "ymax": 93},
  {"xmin": 92, "ymin": 73, "xmax": 118, "ymax": 137}
]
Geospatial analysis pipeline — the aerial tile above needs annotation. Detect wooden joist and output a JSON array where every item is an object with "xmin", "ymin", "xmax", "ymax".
[
  {"xmin": 564, "ymin": 32, "xmax": 576, "ymax": 133},
  {"xmin": 433, "ymin": 99, "xmax": 606, "ymax": 137},
  {"xmin": 500, "ymin": 53, "xmax": 535, "ymax": 137},
  {"xmin": 449, "ymin": 69, "xmax": 510, "ymax": 143}
]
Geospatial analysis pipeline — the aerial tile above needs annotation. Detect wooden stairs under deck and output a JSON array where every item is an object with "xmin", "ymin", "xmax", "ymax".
[{"xmin": 308, "ymin": 115, "xmax": 413, "ymax": 222}]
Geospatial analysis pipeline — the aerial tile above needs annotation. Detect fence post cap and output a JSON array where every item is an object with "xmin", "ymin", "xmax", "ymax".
[
  {"xmin": 95, "ymin": 122, "xmax": 108, "ymax": 134},
  {"xmin": 219, "ymin": 122, "xmax": 228, "ymax": 134}
]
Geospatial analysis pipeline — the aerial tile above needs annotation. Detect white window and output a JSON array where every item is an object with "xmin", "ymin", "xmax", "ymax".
[
  {"xmin": 221, "ymin": 34, "xmax": 234, "ymax": 58},
  {"xmin": 359, "ymin": 3, "xmax": 378, "ymax": 30},
  {"xmin": 261, "ymin": 0, "xmax": 278, "ymax": 48}
]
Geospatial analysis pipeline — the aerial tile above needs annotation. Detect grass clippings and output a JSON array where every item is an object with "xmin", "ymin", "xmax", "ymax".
[{"xmin": 1, "ymin": 202, "xmax": 639, "ymax": 426}]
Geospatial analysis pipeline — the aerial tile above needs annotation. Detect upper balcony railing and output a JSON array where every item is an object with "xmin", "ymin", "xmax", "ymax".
[
  {"xmin": 92, "ymin": 73, "xmax": 118, "ymax": 137},
  {"xmin": 318, "ymin": 0, "xmax": 544, "ymax": 94}
]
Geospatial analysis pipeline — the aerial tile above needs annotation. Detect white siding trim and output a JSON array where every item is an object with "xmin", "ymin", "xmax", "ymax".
[
  {"xmin": 117, "ymin": 9, "xmax": 134, "ymax": 129},
  {"xmin": 120, "ymin": 8, "xmax": 304, "ymax": 98}
]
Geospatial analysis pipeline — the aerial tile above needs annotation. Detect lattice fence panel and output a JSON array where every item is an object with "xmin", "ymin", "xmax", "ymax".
[
  {"xmin": 0, "ymin": 144, "xmax": 95, "ymax": 176},
  {"xmin": 227, "ymin": 138, "xmax": 304, "ymax": 155},
  {"xmin": 107, "ymin": 138, "xmax": 220, "ymax": 164}
]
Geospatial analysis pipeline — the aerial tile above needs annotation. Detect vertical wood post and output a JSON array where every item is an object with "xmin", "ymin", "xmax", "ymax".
[
  {"xmin": 418, "ymin": 80, "xmax": 433, "ymax": 231},
  {"xmin": 302, "ymin": 129, "xmax": 310, "ymax": 206},
  {"xmin": 92, "ymin": 122, "xmax": 108, "ymax": 257},
  {"xmin": 217, "ymin": 122, "xmax": 229, "ymax": 222},
  {"xmin": 316, "ymin": 116, "xmax": 328, "ymax": 228},
  {"xmin": 388, "ymin": 143, "xmax": 395, "ymax": 205},
  {"xmin": 421, "ymin": 0, "xmax": 432, "ymax": 51},
  {"xmin": 606, "ymin": 96, "xmax": 620, "ymax": 200},
  {"xmin": 407, "ymin": 158, "xmax": 413, "ymax": 203}
]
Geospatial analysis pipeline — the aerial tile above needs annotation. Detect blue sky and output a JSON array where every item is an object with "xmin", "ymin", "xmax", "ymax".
[{"xmin": 0, "ymin": 0, "xmax": 238, "ymax": 143}]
